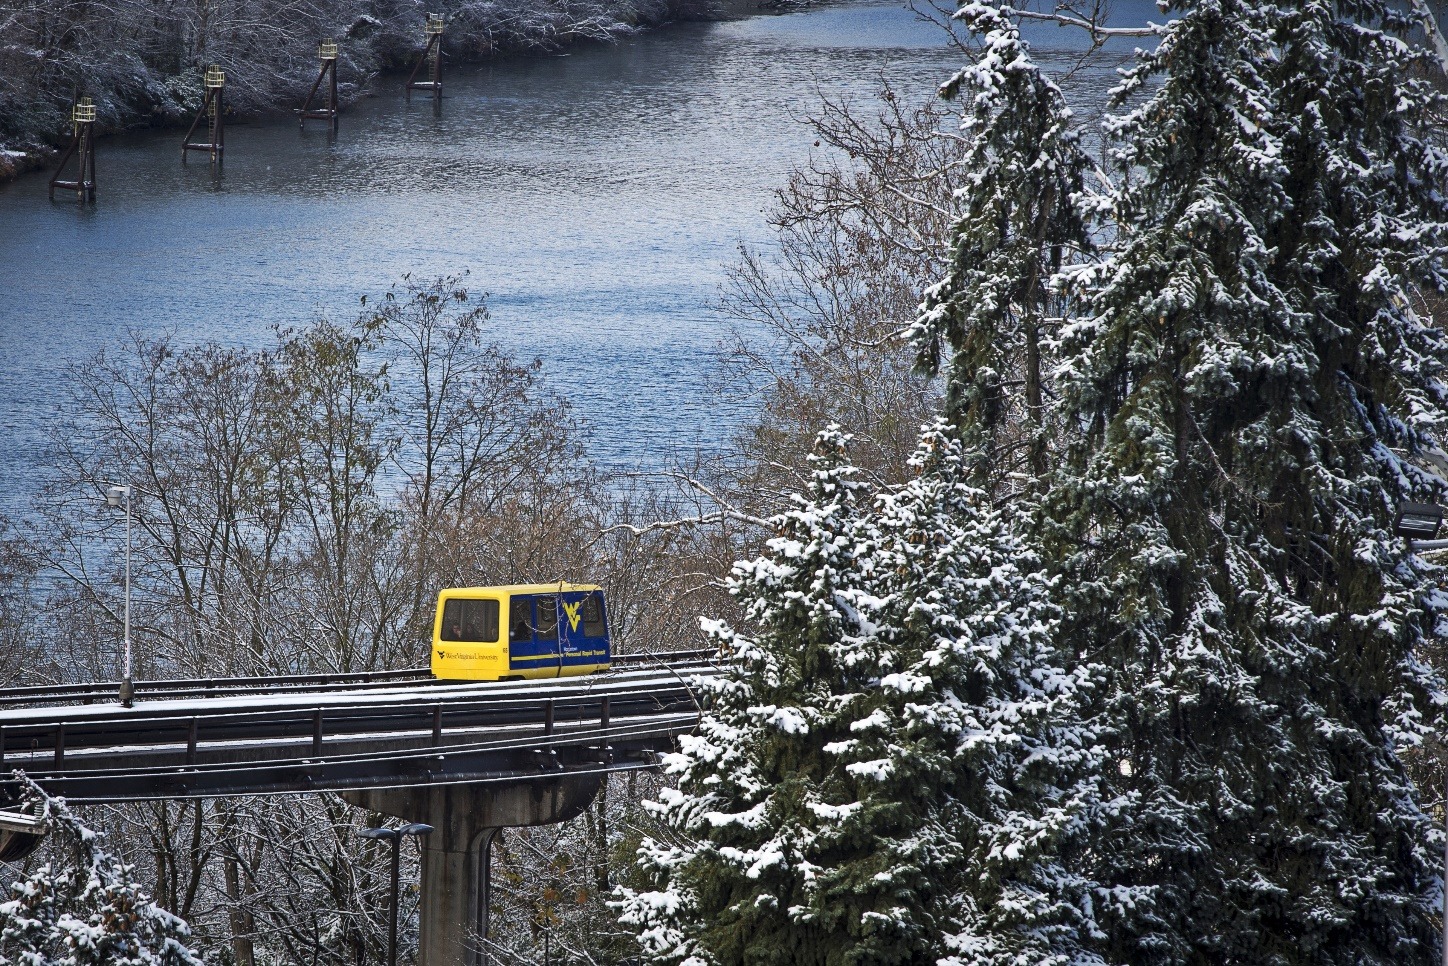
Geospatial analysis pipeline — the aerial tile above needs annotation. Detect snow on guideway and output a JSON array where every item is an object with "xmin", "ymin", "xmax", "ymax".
[{"xmin": 622, "ymin": 0, "xmax": 1448, "ymax": 959}]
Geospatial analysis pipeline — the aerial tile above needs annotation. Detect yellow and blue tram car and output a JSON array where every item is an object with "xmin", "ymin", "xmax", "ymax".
[{"xmin": 432, "ymin": 583, "xmax": 611, "ymax": 680}]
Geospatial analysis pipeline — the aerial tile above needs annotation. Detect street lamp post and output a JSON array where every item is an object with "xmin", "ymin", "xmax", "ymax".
[
  {"xmin": 105, "ymin": 484, "xmax": 133, "ymax": 708},
  {"xmin": 1395, "ymin": 500, "xmax": 1448, "ymax": 964},
  {"xmin": 360, "ymin": 822, "xmax": 433, "ymax": 966}
]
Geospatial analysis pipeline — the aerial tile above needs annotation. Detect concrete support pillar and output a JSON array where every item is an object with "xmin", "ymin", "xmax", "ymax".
[{"xmin": 342, "ymin": 775, "xmax": 601, "ymax": 966}]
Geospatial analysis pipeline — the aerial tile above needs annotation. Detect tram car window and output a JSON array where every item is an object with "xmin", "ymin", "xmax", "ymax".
[
  {"xmin": 582, "ymin": 594, "xmax": 605, "ymax": 637},
  {"xmin": 509, "ymin": 598, "xmax": 532, "ymax": 643},
  {"xmin": 433, "ymin": 583, "xmax": 610, "ymax": 681},
  {"xmin": 535, "ymin": 595, "xmax": 558, "ymax": 641}
]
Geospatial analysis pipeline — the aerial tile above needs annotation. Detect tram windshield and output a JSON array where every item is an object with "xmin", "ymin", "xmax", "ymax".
[{"xmin": 440, "ymin": 598, "xmax": 499, "ymax": 642}]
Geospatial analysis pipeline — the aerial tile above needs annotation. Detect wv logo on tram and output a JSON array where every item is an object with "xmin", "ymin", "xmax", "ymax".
[{"xmin": 562, "ymin": 599, "xmax": 585, "ymax": 633}]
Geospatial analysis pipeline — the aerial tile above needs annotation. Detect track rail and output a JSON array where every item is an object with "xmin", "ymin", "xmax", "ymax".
[
  {"xmin": 17, "ymin": 716, "xmax": 701, "ymax": 802},
  {"xmin": 0, "ymin": 648, "xmax": 715, "ymax": 708}
]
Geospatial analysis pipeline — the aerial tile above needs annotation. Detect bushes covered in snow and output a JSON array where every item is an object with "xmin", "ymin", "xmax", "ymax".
[{"xmin": 0, "ymin": 776, "xmax": 205, "ymax": 966}]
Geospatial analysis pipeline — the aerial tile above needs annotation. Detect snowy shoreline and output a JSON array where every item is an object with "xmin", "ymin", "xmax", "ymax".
[
  {"xmin": 0, "ymin": 0, "xmax": 781, "ymax": 189},
  {"xmin": 0, "ymin": 146, "xmax": 48, "ymax": 184}
]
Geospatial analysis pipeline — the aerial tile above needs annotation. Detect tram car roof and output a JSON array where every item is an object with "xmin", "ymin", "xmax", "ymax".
[{"xmin": 439, "ymin": 582, "xmax": 603, "ymax": 596}]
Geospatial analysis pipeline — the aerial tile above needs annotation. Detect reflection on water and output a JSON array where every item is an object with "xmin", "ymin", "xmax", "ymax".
[{"xmin": 0, "ymin": 0, "xmax": 1152, "ymax": 510}]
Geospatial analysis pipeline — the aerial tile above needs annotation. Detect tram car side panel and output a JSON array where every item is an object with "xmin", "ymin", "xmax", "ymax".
[
  {"xmin": 432, "ymin": 583, "xmax": 610, "ymax": 681},
  {"xmin": 509, "ymin": 588, "xmax": 610, "ymax": 676}
]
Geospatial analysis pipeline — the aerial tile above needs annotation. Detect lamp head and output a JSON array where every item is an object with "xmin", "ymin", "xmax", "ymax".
[
  {"xmin": 106, "ymin": 485, "xmax": 128, "ymax": 508},
  {"xmin": 399, "ymin": 822, "xmax": 434, "ymax": 837},
  {"xmin": 359, "ymin": 827, "xmax": 398, "ymax": 841},
  {"xmin": 1395, "ymin": 501, "xmax": 1444, "ymax": 540}
]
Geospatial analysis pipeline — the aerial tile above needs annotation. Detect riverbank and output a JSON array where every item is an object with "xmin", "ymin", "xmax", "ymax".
[
  {"xmin": 0, "ymin": 0, "xmax": 770, "ymax": 186},
  {"xmin": 0, "ymin": 149, "xmax": 47, "ymax": 183}
]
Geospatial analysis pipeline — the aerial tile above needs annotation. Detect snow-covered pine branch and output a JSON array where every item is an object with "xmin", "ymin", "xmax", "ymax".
[
  {"xmin": 0, "ymin": 774, "xmax": 206, "ymax": 966},
  {"xmin": 1007, "ymin": 6, "xmax": 1166, "ymax": 38}
]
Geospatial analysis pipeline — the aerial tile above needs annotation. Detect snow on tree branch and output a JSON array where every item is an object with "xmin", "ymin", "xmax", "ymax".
[{"xmin": 0, "ymin": 774, "xmax": 206, "ymax": 966}]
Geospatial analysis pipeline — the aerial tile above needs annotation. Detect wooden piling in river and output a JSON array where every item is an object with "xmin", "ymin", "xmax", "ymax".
[
  {"xmin": 406, "ymin": 14, "xmax": 445, "ymax": 101},
  {"xmin": 182, "ymin": 66, "xmax": 226, "ymax": 166},
  {"xmin": 48, "ymin": 98, "xmax": 97, "ymax": 204},
  {"xmin": 298, "ymin": 41, "xmax": 341, "ymax": 129}
]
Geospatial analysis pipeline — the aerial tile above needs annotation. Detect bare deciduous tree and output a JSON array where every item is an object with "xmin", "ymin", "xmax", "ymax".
[{"xmin": 715, "ymin": 87, "xmax": 956, "ymax": 506}]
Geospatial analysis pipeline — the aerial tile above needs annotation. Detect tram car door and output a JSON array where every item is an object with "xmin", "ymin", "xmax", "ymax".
[
  {"xmin": 557, "ymin": 588, "xmax": 609, "ymax": 671},
  {"xmin": 505, "ymin": 587, "xmax": 610, "ymax": 679}
]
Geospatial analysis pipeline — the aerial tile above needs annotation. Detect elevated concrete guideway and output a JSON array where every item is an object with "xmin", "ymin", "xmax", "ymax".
[
  {"xmin": 0, "ymin": 652, "xmax": 719, "ymax": 965},
  {"xmin": 0, "ymin": 659, "xmax": 714, "ymax": 802}
]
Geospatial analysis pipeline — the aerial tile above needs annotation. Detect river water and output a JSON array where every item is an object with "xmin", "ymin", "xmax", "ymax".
[{"xmin": 0, "ymin": 0, "xmax": 1150, "ymax": 513}]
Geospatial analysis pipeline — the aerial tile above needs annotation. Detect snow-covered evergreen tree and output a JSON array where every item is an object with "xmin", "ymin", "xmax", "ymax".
[
  {"xmin": 872, "ymin": 425, "xmax": 1104, "ymax": 965},
  {"xmin": 627, "ymin": 0, "xmax": 1448, "ymax": 956},
  {"xmin": 619, "ymin": 426, "xmax": 1104, "ymax": 965},
  {"xmin": 0, "ymin": 776, "xmax": 205, "ymax": 965},
  {"xmin": 907, "ymin": 0, "xmax": 1448, "ymax": 955},
  {"xmin": 913, "ymin": 0, "xmax": 1094, "ymax": 478},
  {"xmin": 1018, "ymin": 0, "xmax": 1448, "ymax": 957}
]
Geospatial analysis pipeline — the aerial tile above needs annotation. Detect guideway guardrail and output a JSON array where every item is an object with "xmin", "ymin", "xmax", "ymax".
[
  {"xmin": 0, "ymin": 652, "xmax": 720, "ymax": 805},
  {"xmin": 0, "ymin": 648, "xmax": 715, "ymax": 708}
]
